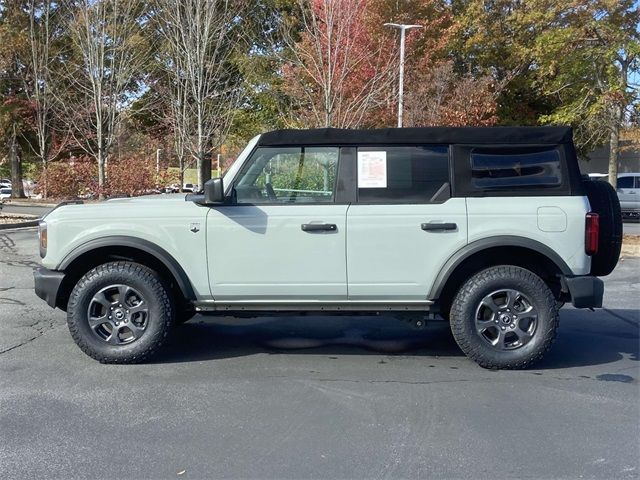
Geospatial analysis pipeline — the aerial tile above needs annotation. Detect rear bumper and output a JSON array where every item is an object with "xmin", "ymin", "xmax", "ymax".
[
  {"xmin": 562, "ymin": 275, "xmax": 604, "ymax": 309},
  {"xmin": 34, "ymin": 267, "xmax": 65, "ymax": 309}
]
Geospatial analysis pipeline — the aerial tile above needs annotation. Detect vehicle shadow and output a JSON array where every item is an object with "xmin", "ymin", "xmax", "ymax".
[
  {"xmin": 155, "ymin": 315, "xmax": 460, "ymax": 363},
  {"xmin": 537, "ymin": 308, "xmax": 639, "ymax": 369},
  {"xmin": 152, "ymin": 308, "xmax": 639, "ymax": 369}
]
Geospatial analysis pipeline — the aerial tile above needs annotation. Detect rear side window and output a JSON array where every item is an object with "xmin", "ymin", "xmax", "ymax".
[
  {"xmin": 470, "ymin": 147, "xmax": 562, "ymax": 189},
  {"xmin": 617, "ymin": 176, "xmax": 634, "ymax": 188},
  {"xmin": 357, "ymin": 146, "xmax": 449, "ymax": 203}
]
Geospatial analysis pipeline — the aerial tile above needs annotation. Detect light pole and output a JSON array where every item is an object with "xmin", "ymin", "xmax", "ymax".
[{"xmin": 384, "ymin": 23, "xmax": 423, "ymax": 128}]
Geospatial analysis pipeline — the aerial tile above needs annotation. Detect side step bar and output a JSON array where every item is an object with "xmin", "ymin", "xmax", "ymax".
[{"xmin": 193, "ymin": 299, "xmax": 434, "ymax": 312}]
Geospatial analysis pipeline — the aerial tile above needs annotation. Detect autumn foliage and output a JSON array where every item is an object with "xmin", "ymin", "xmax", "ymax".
[
  {"xmin": 281, "ymin": 0, "xmax": 498, "ymax": 129},
  {"xmin": 36, "ymin": 156, "xmax": 179, "ymax": 199},
  {"xmin": 281, "ymin": 0, "xmax": 395, "ymax": 128}
]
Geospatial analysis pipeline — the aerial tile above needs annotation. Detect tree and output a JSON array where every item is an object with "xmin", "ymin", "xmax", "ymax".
[
  {"xmin": 279, "ymin": 0, "xmax": 395, "ymax": 129},
  {"xmin": 0, "ymin": 0, "xmax": 30, "ymax": 198},
  {"xmin": 451, "ymin": 0, "xmax": 563, "ymax": 126},
  {"xmin": 226, "ymin": 0, "xmax": 297, "ymax": 146},
  {"xmin": 24, "ymin": 0, "xmax": 66, "ymax": 198},
  {"xmin": 404, "ymin": 61, "xmax": 497, "ymax": 127},
  {"xmin": 23, "ymin": 0, "xmax": 61, "ymax": 198},
  {"xmin": 58, "ymin": 0, "xmax": 150, "ymax": 198},
  {"xmin": 367, "ymin": 0, "xmax": 496, "ymax": 127},
  {"xmin": 154, "ymin": 0, "xmax": 245, "ymax": 189},
  {"xmin": 533, "ymin": 0, "xmax": 639, "ymax": 186},
  {"xmin": 452, "ymin": 0, "xmax": 639, "ymax": 183}
]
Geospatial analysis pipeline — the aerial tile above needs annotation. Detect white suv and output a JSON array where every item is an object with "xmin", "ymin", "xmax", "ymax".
[{"xmin": 34, "ymin": 127, "xmax": 622, "ymax": 369}]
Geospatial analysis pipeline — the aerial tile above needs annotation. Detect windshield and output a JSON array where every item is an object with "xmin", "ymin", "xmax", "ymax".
[{"xmin": 222, "ymin": 135, "xmax": 261, "ymax": 187}]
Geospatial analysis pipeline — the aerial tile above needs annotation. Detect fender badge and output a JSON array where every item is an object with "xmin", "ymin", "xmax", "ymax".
[{"xmin": 190, "ymin": 223, "xmax": 200, "ymax": 233}]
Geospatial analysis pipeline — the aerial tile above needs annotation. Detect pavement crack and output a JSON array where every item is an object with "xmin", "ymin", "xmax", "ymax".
[
  {"xmin": 0, "ymin": 319, "xmax": 60, "ymax": 356},
  {"xmin": 603, "ymin": 309, "xmax": 640, "ymax": 329}
]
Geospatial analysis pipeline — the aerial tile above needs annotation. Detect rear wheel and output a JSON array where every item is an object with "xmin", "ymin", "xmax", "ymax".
[
  {"xmin": 450, "ymin": 266, "xmax": 558, "ymax": 369},
  {"xmin": 67, "ymin": 261, "xmax": 174, "ymax": 363}
]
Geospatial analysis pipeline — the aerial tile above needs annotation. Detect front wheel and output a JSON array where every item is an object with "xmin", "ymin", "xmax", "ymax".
[
  {"xmin": 67, "ymin": 261, "xmax": 174, "ymax": 363},
  {"xmin": 450, "ymin": 266, "xmax": 559, "ymax": 369}
]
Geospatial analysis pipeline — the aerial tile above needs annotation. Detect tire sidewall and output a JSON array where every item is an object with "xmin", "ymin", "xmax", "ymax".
[
  {"xmin": 68, "ymin": 264, "xmax": 172, "ymax": 361},
  {"xmin": 453, "ymin": 268, "xmax": 556, "ymax": 366}
]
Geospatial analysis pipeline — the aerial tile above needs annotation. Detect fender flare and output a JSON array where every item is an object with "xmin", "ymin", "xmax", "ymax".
[
  {"xmin": 428, "ymin": 235, "xmax": 573, "ymax": 300},
  {"xmin": 58, "ymin": 235, "xmax": 196, "ymax": 300}
]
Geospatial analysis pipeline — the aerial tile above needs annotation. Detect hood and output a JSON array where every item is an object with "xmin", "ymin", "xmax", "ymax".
[
  {"xmin": 43, "ymin": 193, "xmax": 194, "ymax": 222},
  {"xmin": 104, "ymin": 193, "xmax": 188, "ymax": 204}
]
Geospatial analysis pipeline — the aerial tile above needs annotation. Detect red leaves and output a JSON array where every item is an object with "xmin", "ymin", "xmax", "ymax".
[
  {"xmin": 36, "ymin": 156, "xmax": 180, "ymax": 200},
  {"xmin": 282, "ymin": 0, "xmax": 394, "ymax": 127}
]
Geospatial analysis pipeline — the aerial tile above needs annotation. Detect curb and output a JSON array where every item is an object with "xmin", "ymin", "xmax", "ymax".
[{"xmin": 0, "ymin": 220, "xmax": 40, "ymax": 230}]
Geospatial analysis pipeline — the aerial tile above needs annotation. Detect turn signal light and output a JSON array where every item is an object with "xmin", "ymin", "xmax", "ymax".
[
  {"xmin": 585, "ymin": 212, "xmax": 599, "ymax": 256},
  {"xmin": 39, "ymin": 221, "xmax": 47, "ymax": 258}
]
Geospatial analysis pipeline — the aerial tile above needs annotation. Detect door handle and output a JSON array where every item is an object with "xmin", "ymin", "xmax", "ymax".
[
  {"xmin": 421, "ymin": 222, "xmax": 457, "ymax": 231},
  {"xmin": 301, "ymin": 223, "xmax": 337, "ymax": 232}
]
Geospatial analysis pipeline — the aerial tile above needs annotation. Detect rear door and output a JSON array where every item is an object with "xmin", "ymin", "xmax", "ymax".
[{"xmin": 346, "ymin": 145, "xmax": 467, "ymax": 300}]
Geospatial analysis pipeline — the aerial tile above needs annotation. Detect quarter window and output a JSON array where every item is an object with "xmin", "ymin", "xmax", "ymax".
[
  {"xmin": 470, "ymin": 147, "xmax": 562, "ymax": 189},
  {"xmin": 357, "ymin": 146, "xmax": 449, "ymax": 203},
  {"xmin": 234, "ymin": 147, "xmax": 339, "ymax": 204}
]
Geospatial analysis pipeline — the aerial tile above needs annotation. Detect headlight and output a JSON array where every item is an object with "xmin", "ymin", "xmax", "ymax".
[{"xmin": 38, "ymin": 221, "xmax": 47, "ymax": 258}]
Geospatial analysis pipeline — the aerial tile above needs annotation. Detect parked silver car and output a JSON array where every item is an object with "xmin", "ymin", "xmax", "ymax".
[{"xmin": 616, "ymin": 173, "xmax": 639, "ymax": 220}]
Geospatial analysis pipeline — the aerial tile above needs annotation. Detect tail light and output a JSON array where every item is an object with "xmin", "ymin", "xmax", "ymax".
[{"xmin": 585, "ymin": 212, "xmax": 599, "ymax": 256}]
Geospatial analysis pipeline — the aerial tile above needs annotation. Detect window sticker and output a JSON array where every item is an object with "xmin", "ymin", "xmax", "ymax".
[{"xmin": 357, "ymin": 151, "xmax": 387, "ymax": 188}]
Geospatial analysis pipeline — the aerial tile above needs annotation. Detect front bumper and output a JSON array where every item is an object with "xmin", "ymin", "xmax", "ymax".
[
  {"xmin": 562, "ymin": 275, "xmax": 604, "ymax": 309},
  {"xmin": 34, "ymin": 267, "xmax": 65, "ymax": 309}
]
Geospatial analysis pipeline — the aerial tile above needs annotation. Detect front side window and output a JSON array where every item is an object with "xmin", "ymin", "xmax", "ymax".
[
  {"xmin": 471, "ymin": 147, "xmax": 562, "ymax": 189},
  {"xmin": 234, "ymin": 147, "xmax": 339, "ymax": 204},
  {"xmin": 357, "ymin": 146, "xmax": 449, "ymax": 203}
]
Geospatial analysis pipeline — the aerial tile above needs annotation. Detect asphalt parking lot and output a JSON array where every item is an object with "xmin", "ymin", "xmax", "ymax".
[{"xmin": 0, "ymin": 227, "xmax": 638, "ymax": 480}]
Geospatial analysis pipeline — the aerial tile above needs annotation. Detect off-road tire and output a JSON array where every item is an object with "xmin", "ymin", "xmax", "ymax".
[
  {"xmin": 583, "ymin": 180, "xmax": 622, "ymax": 276},
  {"xmin": 67, "ymin": 261, "xmax": 174, "ymax": 363},
  {"xmin": 450, "ymin": 265, "xmax": 559, "ymax": 370}
]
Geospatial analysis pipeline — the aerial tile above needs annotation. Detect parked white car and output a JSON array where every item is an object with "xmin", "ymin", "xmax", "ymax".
[{"xmin": 0, "ymin": 187, "xmax": 12, "ymax": 200}]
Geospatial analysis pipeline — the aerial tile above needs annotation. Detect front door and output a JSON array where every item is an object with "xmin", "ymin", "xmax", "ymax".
[
  {"xmin": 206, "ymin": 146, "xmax": 348, "ymax": 300},
  {"xmin": 346, "ymin": 145, "xmax": 468, "ymax": 300}
]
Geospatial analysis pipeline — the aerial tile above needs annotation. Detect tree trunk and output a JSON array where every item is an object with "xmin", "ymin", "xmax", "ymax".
[
  {"xmin": 179, "ymin": 155, "xmax": 185, "ymax": 193},
  {"xmin": 43, "ymin": 159, "xmax": 48, "ymax": 199},
  {"xmin": 9, "ymin": 128, "xmax": 26, "ymax": 199},
  {"xmin": 607, "ymin": 111, "xmax": 621, "ymax": 188},
  {"xmin": 197, "ymin": 151, "xmax": 212, "ymax": 191},
  {"xmin": 98, "ymin": 147, "xmax": 106, "ymax": 200},
  {"xmin": 197, "ymin": 155, "xmax": 203, "ymax": 191}
]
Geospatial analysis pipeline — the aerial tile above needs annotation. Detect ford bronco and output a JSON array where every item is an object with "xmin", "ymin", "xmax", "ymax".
[{"xmin": 34, "ymin": 127, "xmax": 622, "ymax": 368}]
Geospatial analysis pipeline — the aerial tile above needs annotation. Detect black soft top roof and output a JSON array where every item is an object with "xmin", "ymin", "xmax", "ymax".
[{"xmin": 257, "ymin": 126, "xmax": 573, "ymax": 147}]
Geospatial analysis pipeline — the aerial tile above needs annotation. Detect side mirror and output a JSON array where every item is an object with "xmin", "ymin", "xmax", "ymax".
[{"xmin": 203, "ymin": 177, "xmax": 225, "ymax": 205}]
